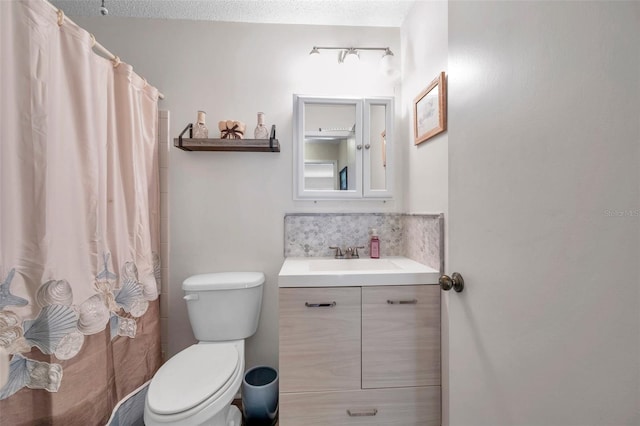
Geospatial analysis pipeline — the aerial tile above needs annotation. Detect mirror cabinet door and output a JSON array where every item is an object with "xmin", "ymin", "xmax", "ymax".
[{"xmin": 364, "ymin": 98, "xmax": 393, "ymax": 198}]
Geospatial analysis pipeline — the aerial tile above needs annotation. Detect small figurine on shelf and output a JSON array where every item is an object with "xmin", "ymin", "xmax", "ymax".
[
  {"xmin": 254, "ymin": 112, "xmax": 269, "ymax": 139},
  {"xmin": 218, "ymin": 120, "xmax": 246, "ymax": 139},
  {"xmin": 192, "ymin": 111, "xmax": 209, "ymax": 139}
]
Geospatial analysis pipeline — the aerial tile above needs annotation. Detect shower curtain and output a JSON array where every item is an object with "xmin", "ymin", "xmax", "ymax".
[{"xmin": 0, "ymin": 1, "xmax": 162, "ymax": 424}]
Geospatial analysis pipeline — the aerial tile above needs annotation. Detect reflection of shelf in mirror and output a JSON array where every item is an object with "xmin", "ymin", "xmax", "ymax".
[
  {"xmin": 175, "ymin": 123, "xmax": 280, "ymax": 152},
  {"xmin": 304, "ymin": 162, "xmax": 336, "ymax": 178},
  {"xmin": 304, "ymin": 130, "xmax": 354, "ymax": 140}
]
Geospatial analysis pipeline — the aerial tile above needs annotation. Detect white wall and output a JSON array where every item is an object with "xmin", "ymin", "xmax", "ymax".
[
  {"xmin": 400, "ymin": 0, "xmax": 448, "ymax": 215},
  {"xmin": 74, "ymin": 16, "xmax": 401, "ymax": 369},
  {"xmin": 400, "ymin": 1, "xmax": 450, "ymax": 423}
]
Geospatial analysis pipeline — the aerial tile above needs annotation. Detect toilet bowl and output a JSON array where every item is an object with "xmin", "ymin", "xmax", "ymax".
[
  {"xmin": 144, "ymin": 341, "xmax": 244, "ymax": 426},
  {"xmin": 144, "ymin": 272, "xmax": 264, "ymax": 426}
]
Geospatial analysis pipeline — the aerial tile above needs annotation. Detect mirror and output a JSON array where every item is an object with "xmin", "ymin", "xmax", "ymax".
[
  {"xmin": 294, "ymin": 96, "xmax": 393, "ymax": 199},
  {"xmin": 303, "ymin": 103, "xmax": 357, "ymax": 191},
  {"xmin": 368, "ymin": 103, "xmax": 387, "ymax": 191}
]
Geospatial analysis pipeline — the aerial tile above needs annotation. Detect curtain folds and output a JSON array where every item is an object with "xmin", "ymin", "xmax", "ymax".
[{"xmin": 0, "ymin": 1, "xmax": 162, "ymax": 424}]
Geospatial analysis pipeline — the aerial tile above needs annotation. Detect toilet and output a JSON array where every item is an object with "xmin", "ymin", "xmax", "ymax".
[{"xmin": 144, "ymin": 272, "xmax": 265, "ymax": 426}]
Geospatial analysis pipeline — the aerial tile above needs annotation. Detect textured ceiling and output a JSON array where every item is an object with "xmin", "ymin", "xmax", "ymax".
[{"xmin": 50, "ymin": 0, "xmax": 415, "ymax": 27}]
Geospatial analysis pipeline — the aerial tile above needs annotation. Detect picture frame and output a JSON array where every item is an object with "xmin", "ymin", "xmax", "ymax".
[
  {"xmin": 339, "ymin": 166, "xmax": 348, "ymax": 190},
  {"xmin": 414, "ymin": 71, "xmax": 447, "ymax": 145}
]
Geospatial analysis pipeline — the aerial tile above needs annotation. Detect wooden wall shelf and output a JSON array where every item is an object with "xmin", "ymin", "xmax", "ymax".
[{"xmin": 174, "ymin": 124, "xmax": 280, "ymax": 152}]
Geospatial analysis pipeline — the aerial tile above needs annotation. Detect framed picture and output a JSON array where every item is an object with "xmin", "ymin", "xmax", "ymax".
[
  {"xmin": 414, "ymin": 71, "xmax": 447, "ymax": 145},
  {"xmin": 339, "ymin": 166, "xmax": 348, "ymax": 190}
]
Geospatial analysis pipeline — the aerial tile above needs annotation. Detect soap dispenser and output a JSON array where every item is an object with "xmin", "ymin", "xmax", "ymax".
[{"xmin": 370, "ymin": 228, "xmax": 380, "ymax": 259}]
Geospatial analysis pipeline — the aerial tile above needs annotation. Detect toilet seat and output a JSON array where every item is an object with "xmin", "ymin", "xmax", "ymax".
[{"xmin": 147, "ymin": 343, "xmax": 240, "ymax": 416}]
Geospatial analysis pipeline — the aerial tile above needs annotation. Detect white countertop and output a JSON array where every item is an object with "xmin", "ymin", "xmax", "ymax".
[{"xmin": 278, "ymin": 256, "xmax": 440, "ymax": 287}]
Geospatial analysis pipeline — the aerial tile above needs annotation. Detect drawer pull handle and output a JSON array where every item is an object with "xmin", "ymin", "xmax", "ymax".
[
  {"xmin": 387, "ymin": 299, "xmax": 418, "ymax": 305},
  {"xmin": 347, "ymin": 408, "xmax": 378, "ymax": 417},
  {"xmin": 305, "ymin": 302, "xmax": 336, "ymax": 308}
]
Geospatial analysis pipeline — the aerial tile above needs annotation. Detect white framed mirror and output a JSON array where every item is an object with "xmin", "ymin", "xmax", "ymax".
[{"xmin": 293, "ymin": 95, "xmax": 393, "ymax": 200}]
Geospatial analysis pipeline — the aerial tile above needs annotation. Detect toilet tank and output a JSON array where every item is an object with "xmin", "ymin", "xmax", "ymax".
[{"xmin": 182, "ymin": 272, "xmax": 264, "ymax": 341}]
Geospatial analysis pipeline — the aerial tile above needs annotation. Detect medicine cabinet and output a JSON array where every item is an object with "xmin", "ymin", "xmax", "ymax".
[{"xmin": 293, "ymin": 95, "xmax": 394, "ymax": 200}]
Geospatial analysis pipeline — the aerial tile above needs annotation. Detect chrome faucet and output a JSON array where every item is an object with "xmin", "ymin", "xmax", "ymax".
[
  {"xmin": 330, "ymin": 246, "xmax": 365, "ymax": 259},
  {"xmin": 329, "ymin": 246, "xmax": 344, "ymax": 259},
  {"xmin": 346, "ymin": 246, "xmax": 365, "ymax": 259}
]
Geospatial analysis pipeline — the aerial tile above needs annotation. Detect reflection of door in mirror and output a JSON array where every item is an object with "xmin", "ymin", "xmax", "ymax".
[
  {"xmin": 304, "ymin": 103, "xmax": 357, "ymax": 191},
  {"xmin": 369, "ymin": 104, "xmax": 387, "ymax": 190}
]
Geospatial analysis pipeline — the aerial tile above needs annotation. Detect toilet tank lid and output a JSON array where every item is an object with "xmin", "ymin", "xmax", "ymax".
[{"xmin": 182, "ymin": 272, "xmax": 265, "ymax": 291}]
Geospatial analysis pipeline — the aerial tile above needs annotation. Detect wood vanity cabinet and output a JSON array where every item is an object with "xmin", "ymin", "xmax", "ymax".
[{"xmin": 279, "ymin": 285, "xmax": 441, "ymax": 426}]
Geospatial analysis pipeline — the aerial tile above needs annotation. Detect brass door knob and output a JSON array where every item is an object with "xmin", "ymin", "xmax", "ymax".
[{"xmin": 439, "ymin": 272, "xmax": 464, "ymax": 293}]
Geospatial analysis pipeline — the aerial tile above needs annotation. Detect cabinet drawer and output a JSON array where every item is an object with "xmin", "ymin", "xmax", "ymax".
[
  {"xmin": 280, "ymin": 386, "xmax": 441, "ymax": 426},
  {"xmin": 279, "ymin": 287, "xmax": 361, "ymax": 392},
  {"xmin": 362, "ymin": 285, "xmax": 440, "ymax": 388}
]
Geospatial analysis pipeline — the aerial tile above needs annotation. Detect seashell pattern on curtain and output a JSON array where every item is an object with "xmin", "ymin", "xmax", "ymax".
[{"xmin": 0, "ymin": 0, "xmax": 162, "ymax": 423}]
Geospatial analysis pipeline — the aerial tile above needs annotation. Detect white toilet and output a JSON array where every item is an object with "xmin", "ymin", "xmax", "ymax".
[{"xmin": 144, "ymin": 272, "xmax": 265, "ymax": 426}]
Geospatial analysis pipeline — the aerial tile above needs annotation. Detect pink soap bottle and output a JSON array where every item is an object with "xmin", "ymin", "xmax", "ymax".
[{"xmin": 370, "ymin": 228, "xmax": 380, "ymax": 259}]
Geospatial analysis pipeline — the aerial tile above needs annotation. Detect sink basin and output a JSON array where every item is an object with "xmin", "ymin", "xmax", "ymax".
[
  {"xmin": 278, "ymin": 256, "xmax": 439, "ymax": 287},
  {"xmin": 309, "ymin": 258, "xmax": 400, "ymax": 272}
]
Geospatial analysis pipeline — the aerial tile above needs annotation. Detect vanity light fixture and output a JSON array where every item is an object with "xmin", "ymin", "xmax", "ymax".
[{"xmin": 309, "ymin": 46, "xmax": 395, "ymax": 72}]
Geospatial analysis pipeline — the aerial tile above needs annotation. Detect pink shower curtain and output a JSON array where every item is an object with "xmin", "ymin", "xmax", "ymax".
[{"xmin": 0, "ymin": 1, "xmax": 162, "ymax": 423}]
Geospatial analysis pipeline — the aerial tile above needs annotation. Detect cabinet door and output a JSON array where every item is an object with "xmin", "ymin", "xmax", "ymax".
[
  {"xmin": 362, "ymin": 285, "xmax": 440, "ymax": 388},
  {"xmin": 279, "ymin": 287, "xmax": 361, "ymax": 392},
  {"xmin": 363, "ymin": 98, "xmax": 394, "ymax": 198},
  {"xmin": 280, "ymin": 387, "xmax": 441, "ymax": 426}
]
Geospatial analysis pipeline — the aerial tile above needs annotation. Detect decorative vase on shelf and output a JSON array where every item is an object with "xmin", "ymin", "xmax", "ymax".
[
  {"xmin": 254, "ymin": 112, "xmax": 269, "ymax": 139},
  {"xmin": 193, "ymin": 110, "xmax": 209, "ymax": 139}
]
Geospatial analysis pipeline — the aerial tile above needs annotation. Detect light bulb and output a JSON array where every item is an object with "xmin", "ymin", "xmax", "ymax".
[
  {"xmin": 343, "ymin": 49, "xmax": 360, "ymax": 66},
  {"xmin": 308, "ymin": 47, "xmax": 321, "ymax": 66},
  {"xmin": 380, "ymin": 49, "xmax": 396, "ymax": 76}
]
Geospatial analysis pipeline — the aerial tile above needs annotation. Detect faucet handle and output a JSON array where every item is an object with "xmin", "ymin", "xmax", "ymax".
[
  {"xmin": 329, "ymin": 246, "xmax": 344, "ymax": 259},
  {"xmin": 353, "ymin": 246, "xmax": 365, "ymax": 258}
]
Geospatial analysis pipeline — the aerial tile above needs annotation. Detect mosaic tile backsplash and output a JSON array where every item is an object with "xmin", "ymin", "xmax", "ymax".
[
  {"xmin": 403, "ymin": 214, "xmax": 444, "ymax": 273},
  {"xmin": 284, "ymin": 213, "xmax": 443, "ymax": 272}
]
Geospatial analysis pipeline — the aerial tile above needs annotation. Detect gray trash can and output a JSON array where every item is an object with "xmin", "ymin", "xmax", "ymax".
[{"xmin": 242, "ymin": 366, "xmax": 278, "ymax": 425}]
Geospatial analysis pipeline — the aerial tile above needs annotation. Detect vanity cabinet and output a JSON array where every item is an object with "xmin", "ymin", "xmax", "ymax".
[{"xmin": 279, "ymin": 285, "xmax": 441, "ymax": 426}]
